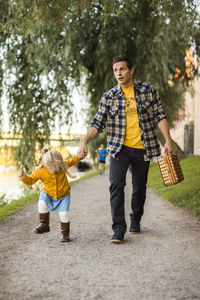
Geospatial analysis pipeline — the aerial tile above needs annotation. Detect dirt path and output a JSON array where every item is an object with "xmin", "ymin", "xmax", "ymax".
[{"xmin": 0, "ymin": 170, "xmax": 200, "ymax": 300}]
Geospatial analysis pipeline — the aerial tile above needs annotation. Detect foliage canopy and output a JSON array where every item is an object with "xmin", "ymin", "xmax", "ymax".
[{"xmin": 0, "ymin": 0, "xmax": 199, "ymax": 166}]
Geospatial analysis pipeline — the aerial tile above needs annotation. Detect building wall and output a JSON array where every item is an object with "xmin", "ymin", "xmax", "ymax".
[
  {"xmin": 194, "ymin": 76, "xmax": 200, "ymax": 154},
  {"xmin": 170, "ymin": 76, "xmax": 200, "ymax": 154},
  {"xmin": 170, "ymin": 120, "xmax": 185, "ymax": 151}
]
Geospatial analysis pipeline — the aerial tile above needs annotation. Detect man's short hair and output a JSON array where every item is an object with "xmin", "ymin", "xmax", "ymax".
[{"xmin": 112, "ymin": 56, "xmax": 133, "ymax": 70}]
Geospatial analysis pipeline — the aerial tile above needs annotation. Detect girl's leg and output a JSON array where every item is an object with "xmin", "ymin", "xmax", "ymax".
[
  {"xmin": 38, "ymin": 199, "xmax": 49, "ymax": 213},
  {"xmin": 33, "ymin": 200, "xmax": 50, "ymax": 234},
  {"xmin": 59, "ymin": 211, "xmax": 70, "ymax": 242},
  {"xmin": 59, "ymin": 211, "xmax": 70, "ymax": 223}
]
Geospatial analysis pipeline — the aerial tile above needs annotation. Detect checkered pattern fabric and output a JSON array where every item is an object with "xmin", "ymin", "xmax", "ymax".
[{"xmin": 90, "ymin": 79, "xmax": 166, "ymax": 161}]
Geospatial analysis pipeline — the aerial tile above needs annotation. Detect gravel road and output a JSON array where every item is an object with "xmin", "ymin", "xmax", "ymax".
[{"xmin": 0, "ymin": 170, "xmax": 200, "ymax": 300}]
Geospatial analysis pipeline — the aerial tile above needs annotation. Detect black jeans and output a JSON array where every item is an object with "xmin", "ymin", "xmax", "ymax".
[{"xmin": 109, "ymin": 145, "xmax": 150, "ymax": 234}]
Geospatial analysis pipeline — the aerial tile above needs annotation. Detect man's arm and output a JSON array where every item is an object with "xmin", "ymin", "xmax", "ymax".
[
  {"xmin": 157, "ymin": 118, "xmax": 173, "ymax": 154},
  {"xmin": 78, "ymin": 94, "xmax": 107, "ymax": 158},
  {"xmin": 78, "ymin": 127, "xmax": 98, "ymax": 157}
]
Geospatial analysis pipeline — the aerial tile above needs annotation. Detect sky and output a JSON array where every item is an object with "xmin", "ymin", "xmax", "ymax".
[
  {"xmin": 1, "ymin": 86, "xmax": 88, "ymax": 135},
  {"xmin": 69, "ymin": 86, "xmax": 88, "ymax": 134}
]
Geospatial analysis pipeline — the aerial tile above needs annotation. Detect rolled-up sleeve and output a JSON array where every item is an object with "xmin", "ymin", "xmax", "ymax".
[
  {"xmin": 151, "ymin": 86, "xmax": 166, "ymax": 125},
  {"xmin": 89, "ymin": 95, "xmax": 107, "ymax": 133}
]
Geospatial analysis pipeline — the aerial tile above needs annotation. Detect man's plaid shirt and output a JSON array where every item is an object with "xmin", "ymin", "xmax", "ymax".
[{"xmin": 90, "ymin": 79, "xmax": 166, "ymax": 161}]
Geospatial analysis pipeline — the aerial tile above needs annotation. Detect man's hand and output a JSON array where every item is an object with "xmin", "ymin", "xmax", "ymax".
[
  {"xmin": 158, "ymin": 118, "xmax": 173, "ymax": 155},
  {"xmin": 77, "ymin": 127, "xmax": 98, "ymax": 159},
  {"xmin": 163, "ymin": 139, "xmax": 173, "ymax": 155},
  {"xmin": 77, "ymin": 147, "xmax": 87, "ymax": 160},
  {"xmin": 81, "ymin": 141, "xmax": 89, "ymax": 157},
  {"xmin": 19, "ymin": 165, "xmax": 26, "ymax": 178}
]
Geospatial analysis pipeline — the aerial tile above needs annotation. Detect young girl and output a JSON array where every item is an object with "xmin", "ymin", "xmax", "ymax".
[{"xmin": 19, "ymin": 145, "xmax": 84, "ymax": 242}]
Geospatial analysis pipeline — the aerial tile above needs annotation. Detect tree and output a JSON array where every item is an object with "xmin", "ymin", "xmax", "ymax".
[
  {"xmin": 1, "ymin": 32, "xmax": 75, "ymax": 170},
  {"xmin": 0, "ymin": 0, "xmax": 199, "ymax": 165}
]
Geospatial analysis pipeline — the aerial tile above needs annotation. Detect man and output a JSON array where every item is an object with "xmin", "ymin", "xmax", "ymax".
[
  {"xmin": 78, "ymin": 56, "xmax": 173, "ymax": 243},
  {"xmin": 97, "ymin": 144, "xmax": 108, "ymax": 174}
]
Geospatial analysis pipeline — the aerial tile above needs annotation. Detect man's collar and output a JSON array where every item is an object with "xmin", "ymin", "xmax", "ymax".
[
  {"xmin": 116, "ymin": 84, "xmax": 122, "ymax": 94},
  {"xmin": 133, "ymin": 79, "xmax": 140, "ymax": 89},
  {"xmin": 116, "ymin": 79, "xmax": 140, "ymax": 94}
]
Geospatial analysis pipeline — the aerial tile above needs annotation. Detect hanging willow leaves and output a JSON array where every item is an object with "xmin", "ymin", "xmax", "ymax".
[
  {"xmin": 0, "ymin": 0, "xmax": 199, "ymax": 166},
  {"xmin": 1, "ymin": 29, "xmax": 74, "ymax": 170}
]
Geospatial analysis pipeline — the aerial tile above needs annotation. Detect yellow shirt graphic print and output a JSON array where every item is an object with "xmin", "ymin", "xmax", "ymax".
[{"xmin": 122, "ymin": 85, "xmax": 143, "ymax": 148}]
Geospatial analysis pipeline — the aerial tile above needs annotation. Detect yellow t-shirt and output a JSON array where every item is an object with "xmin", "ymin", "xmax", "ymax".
[{"xmin": 122, "ymin": 84, "xmax": 143, "ymax": 148}]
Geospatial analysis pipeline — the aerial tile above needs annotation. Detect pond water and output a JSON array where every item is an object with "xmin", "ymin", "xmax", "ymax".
[
  {"xmin": 0, "ymin": 166, "xmax": 23, "ymax": 201},
  {"xmin": 0, "ymin": 166, "xmax": 82, "ymax": 203}
]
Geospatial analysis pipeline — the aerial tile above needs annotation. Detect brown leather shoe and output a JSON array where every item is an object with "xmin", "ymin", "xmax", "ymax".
[
  {"xmin": 60, "ymin": 222, "xmax": 70, "ymax": 242},
  {"xmin": 33, "ymin": 212, "xmax": 50, "ymax": 234}
]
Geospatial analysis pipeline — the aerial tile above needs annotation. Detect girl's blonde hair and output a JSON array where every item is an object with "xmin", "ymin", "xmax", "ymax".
[{"xmin": 38, "ymin": 145, "xmax": 76, "ymax": 178}]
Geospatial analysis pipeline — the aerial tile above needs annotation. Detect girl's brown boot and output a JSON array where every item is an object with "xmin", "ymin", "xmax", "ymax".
[
  {"xmin": 33, "ymin": 212, "xmax": 50, "ymax": 234},
  {"xmin": 60, "ymin": 222, "xmax": 70, "ymax": 242}
]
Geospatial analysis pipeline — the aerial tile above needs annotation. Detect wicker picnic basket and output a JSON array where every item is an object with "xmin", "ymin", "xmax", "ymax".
[{"xmin": 157, "ymin": 153, "xmax": 184, "ymax": 186}]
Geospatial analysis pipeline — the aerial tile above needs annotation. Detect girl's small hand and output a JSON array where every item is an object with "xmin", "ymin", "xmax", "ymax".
[
  {"xmin": 77, "ymin": 150, "xmax": 86, "ymax": 160},
  {"xmin": 19, "ymin": 165, "xmax": 25, "ymax": 178}
]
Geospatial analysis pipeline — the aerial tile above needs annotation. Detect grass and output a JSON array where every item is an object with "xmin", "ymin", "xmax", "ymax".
[
  {"xmin": 148, "ymin": 155, "xmax": 200, "ymax": 215},
  {"xmin": 0, "ymin": 168, "xmax": 100, "ymax": 221},
  {"xmin": 0, "ymin": 192, "xmax": 40, "ymax": 220}
]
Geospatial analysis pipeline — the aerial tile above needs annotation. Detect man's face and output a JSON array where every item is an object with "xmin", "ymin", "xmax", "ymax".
[{"xmin": 113, "ymin": 61, "xmax": 134, "ymax": 88}]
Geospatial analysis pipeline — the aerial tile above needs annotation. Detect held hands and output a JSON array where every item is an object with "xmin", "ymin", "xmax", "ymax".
[
  {"xmin": 19, "ymin": 165, "xmax": 26, "ymax": 178},
  {"xmin": 77, "ymin": 150, "xmax": 86, "ymax": 160},
  {"xmin": 77, "ymin": 142, "xmax": 88, "ymax": 160}
]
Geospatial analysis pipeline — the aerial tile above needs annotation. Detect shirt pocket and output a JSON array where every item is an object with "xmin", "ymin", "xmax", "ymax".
[{"xmin": 107, "ymin": 100, "xmax": 120, "ymax": 119}]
